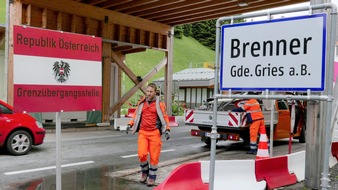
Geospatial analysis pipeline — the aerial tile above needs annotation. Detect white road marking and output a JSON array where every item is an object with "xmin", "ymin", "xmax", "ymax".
[
  {"xmin": 121, "ymin": 149, "xmax": 176, "ymax": 158},
  {"xmin": 191, "ymin": 144, "xmax": 204, "ymax": 148},
  {"xmin": 4, "ymin": 161, "xmax": 95, "ymax": 175}
]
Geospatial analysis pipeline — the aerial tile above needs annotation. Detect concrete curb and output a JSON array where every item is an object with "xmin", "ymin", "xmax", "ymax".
[{"xmin": 45, "ymin": 126, "xmax": 114, "ymax": 133}]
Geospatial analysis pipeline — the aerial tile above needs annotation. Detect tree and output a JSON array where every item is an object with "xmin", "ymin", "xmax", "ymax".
[
  {"xmin": 174, "ymin": 25, "xmax": 184, "ymax": 39},
  {"xmin": 174, "ymin": 18, "xmax": 245, "ymax": 50}
]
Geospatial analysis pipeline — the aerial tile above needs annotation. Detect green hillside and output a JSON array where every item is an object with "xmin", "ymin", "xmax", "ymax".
[
  {"xmin": 123, "ymin": 36, "xmax": 215, "ymax": 105},
  {"xmin": 0, "ymin": 0, "xmax": 5, "ymax": 24}
]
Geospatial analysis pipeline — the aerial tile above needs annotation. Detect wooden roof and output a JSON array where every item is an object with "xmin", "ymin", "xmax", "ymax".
[{"xmin": 74, "ymin": 0, "xmax": 308, "ymax": 26}]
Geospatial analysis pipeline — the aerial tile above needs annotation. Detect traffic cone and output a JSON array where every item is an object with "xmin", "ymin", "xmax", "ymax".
[{"xmin": 256, "ymin": 133, "xmax": 269, "ymax": 159}]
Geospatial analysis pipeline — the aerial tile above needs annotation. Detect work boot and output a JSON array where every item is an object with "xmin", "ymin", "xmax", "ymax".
[
  {"xmin": 139, "ymin": 161, "xmax": 149, "ymax": 183},
  {"xmin": 147, "ymin": 178, "xmax": 155, "ymax": 187},
  {"xmin": 139, "ymin": 172, "xmax": 148, "ymax": 183},
  {"xmin": 246, "ymin": 149, "xmax": 257, "ymax": 155}
]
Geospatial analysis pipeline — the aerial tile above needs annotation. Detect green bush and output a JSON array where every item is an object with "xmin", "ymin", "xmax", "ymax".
[{"xmin": 172, "ymin": 101, "xmax": 184, "ymax": 116}]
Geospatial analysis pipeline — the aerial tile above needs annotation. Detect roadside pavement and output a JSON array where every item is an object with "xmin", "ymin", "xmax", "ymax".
[{"xmin": 110, "ymin": 142, "xmax": 308, "ymax": 190}]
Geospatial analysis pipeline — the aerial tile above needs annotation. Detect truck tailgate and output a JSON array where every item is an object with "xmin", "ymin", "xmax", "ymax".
[{"xmin": 184, "ymin": 109, "xmax": 278, "ymax": 127}]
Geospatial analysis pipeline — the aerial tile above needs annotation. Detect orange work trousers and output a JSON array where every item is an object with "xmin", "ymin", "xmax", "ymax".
[
  {"xmin": 138, "ymin": 129, "xmax": 162, "ymax": 166},
  {"xmin": 250, "ymin": 119, "xmax": 267, "ymax": 143}
]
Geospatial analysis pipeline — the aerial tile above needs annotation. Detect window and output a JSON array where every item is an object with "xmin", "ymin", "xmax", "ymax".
[
  {"xmin": 277, "ymin": 100, "xmax": 288, "ymax": 110},
  {"xmin": 0, "ymin": 104, "xmax": 12, "ymax": 114}
]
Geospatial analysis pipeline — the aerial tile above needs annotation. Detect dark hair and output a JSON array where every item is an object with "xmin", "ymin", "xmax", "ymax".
[{"xmin": 147, "ymin": 83, "xmax": 157, "ymax": 91}]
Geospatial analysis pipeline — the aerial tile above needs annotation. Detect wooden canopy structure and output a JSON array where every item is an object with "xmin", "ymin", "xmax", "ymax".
[{"xmin": 7, "ymin": 0, "xmax": 307, "ymax": 122}]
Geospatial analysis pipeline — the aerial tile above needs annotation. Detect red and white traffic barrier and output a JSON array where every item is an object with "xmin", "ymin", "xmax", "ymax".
[{"xmin": 156, "ymin": 151, "xmax": 307, "ymax": 190}]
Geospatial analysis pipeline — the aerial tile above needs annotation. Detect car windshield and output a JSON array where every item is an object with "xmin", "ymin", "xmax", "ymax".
[{"xmin": 0, "ymin": 104, "xmax": 13, "ymax": 114}]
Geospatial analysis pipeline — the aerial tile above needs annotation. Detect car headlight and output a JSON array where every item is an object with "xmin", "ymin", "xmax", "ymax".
[{"xmin": 35, "ymin": 121, "xmax": 44, "ymax": 129}]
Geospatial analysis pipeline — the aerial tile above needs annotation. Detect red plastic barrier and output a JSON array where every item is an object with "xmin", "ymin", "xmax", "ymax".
[
  {"xmin": 125, "ymin": 108, "xmax": 136, "ymax": 118},
  {"xmin": 255, "ymin": 156, "xmax": 297, "ymax": 190},
  {"xmin": 169, "ymin": 116, "xmax": 179, "ymax": 127},
  {"xmin": 155, "ymin": 162, "xmax": 208, "ymax": 190},
  {"xmin": 332, "ymin": 142, "xmax": 338, "ymax": 159}
]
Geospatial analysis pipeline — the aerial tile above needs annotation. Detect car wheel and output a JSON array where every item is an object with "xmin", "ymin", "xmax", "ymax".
[{"xmin": 6, "ymin": 130, "xmax": 32, "ymax": 156}]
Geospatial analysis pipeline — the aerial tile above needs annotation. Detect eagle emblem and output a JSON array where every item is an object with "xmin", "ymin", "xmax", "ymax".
[{"xmin": 53, "ymin": 60, "xmax": 71, "ymax": 83}]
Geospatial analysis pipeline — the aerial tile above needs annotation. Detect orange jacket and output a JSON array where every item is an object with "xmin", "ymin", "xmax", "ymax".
[
  {"xmin": 128, "ymin": 96, "xmax": 170, "ymax": 134},
  {"xmin": 242, "ymin": 99, "xmax": 264, "ymax": 121}
]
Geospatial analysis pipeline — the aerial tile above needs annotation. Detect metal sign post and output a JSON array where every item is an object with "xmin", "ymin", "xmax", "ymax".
[
  {"xmin": 56, "ymin": 112, "xmax": 61, "ymax": 190},
  {"xmin": 289, "ymin": 101, "xmax": 296, "ymax": 154},
  {"xmin": 212, "ymin": 4, "xmax": 336, "ymax": 190}
]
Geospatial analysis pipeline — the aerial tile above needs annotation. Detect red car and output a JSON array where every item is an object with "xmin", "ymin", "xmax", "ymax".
[{"xmin": 0, "ymin": 100, "xmax": 45, "ymax": 155}]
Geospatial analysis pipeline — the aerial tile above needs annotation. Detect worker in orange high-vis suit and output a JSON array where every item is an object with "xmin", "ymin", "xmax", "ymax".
[
  {"xmin": 232, "ymin": 98, "xmax": 267, "ymax": 154},
  {"xmin": 126, "ymin": 83, "xmax": 170, "ymax": 187}
]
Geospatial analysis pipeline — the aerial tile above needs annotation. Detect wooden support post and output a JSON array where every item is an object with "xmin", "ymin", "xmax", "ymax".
[
  {"xmin": 26, "ymin": 4, "xmax": 31, "ymax": 25},
  {"xmin": 117, "ymin": 61, "xmax": 122, "ymax": 118},
  {"xmin": 165, "ymin": 28, "xmax": 174, "ymax": 115},
  {"xmin": 42, "ymin": 8, "xmax": 47, "ymax": 28},
  {"xmin": 101, "ymin": 21, "xmax": 113, "ymax": 122},
  {"xmin": 8, "ymin": 0, "xmax": 22, "ymax": 105},
  {"xmin": 71, "ymin": 15, "xmax": 77, "ymax": 33}
]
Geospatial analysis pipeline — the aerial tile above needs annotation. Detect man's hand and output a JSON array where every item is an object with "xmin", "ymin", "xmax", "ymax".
[
  {"xmin": 164, "ymin": 130, "xmax": 170, "ymax": 140},
  {"xmin": 126, "ymin": 124, "xmax": 132, "ymax": 134}
]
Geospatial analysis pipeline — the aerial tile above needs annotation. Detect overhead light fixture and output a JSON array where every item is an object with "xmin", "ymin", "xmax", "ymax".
[{"xmin": 238, "ymin": 1, "xmax": 249, "ymax": 7}]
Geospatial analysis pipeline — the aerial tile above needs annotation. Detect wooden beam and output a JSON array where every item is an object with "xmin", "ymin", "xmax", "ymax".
[
  {"xmin": 57, "ymin": 12, "xmax": 62, "ymax": 30},
  {"xmin": 71, "ymin": 15, "xmax": 77, "ymax": 32},
  {"xmin": 166, "ymin": 1, "xmax": 309, "ymax": 25},
  {"xmin": 109, "ymin": 58, "xmax": 167, "ymax": 115},
  {"xmin": 123, "ymin": 0, "xmax": 186, "ymax": 14},
  {"xmin": 42, "ymin": 8, "xmax": 47, "ymax": 28},
  {"xmin": 135, "ymin": 29, "xmax": 141, "ymax": 44},
  {"xmin": 154, "ymin": 2, "xmax": 243, "ymax": 22},
  {"xmin": 87, "ymin": 0, "xmax": 107, "ymax": 6},
  {"xmin": 26, "ymin": 4, "xmax": 31, "ymax": 25},
  {"xmin": 109, "ymin": 0, "xmax": 158, "ymax": 11},
  {"xmin": 111, "ymin": 51, "xmax": 147, "ymax": 94},
  {"xmin": 101, "ymin": 0, "xmax": 132, "ymax": 8},
  {"xmin": 21, "ymin": 0, "xmax": 171, "ymax": 35},
  {"xmin": 138, "ymin": 0, "xmax": 234, "ymax": 18},
  {"xmin": 112, "ymin": 45, "xmax": 132, "ymax": 52},
  {"xmin": 121, "ymin": 47, "xmax": 146, "ymax": 54},
  {"xmin": 85, "ymin": 17, "xmax": 91, "ymax": 35}
]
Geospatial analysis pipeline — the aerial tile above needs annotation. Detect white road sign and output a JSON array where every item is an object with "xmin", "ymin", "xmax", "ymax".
[{"xmin": 220, "ymin": 13, "xmax": 326, "ymax": 91}]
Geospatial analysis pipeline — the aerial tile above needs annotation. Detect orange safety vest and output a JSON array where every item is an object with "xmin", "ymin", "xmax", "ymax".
[
  {"xmin": 129, "ymin": 96, "xmax": 170, "ymax": 135},
  {"xmin": 242, "ymin": 99, "xmax": 264, "ymax": 121}
]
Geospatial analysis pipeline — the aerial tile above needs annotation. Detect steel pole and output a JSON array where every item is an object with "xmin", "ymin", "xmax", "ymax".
[
  {"xmin": 321, "ymin": 3, "xmax": 336, "ymax": 189},
  {"xmin": 208, "ymin": 19, "xmax": 222, "ymax": 190},
  {"xmin": 56, "ymin": 112, "xmax": 62, "ymax": 190}
]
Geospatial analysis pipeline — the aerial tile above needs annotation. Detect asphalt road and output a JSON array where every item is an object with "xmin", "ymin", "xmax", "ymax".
[
  {"xmin": 0, "ymin": 124, "xmax": 232, "ymax": 189},
  {"xmin": 0, "ymin": 123, "xmax": 306, "ymax": 190}
]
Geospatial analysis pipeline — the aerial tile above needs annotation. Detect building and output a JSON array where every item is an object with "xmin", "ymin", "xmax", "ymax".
[{"xmin": 153, "ymin": 68, "xmax": 215, "ymax": 109}]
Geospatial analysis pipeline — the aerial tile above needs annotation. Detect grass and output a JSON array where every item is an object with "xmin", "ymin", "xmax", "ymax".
[
  {"xmin": 123, "ymin": 35, "xmax": 215, "ymax": 107},
  {"xmin": 0, "ymin": 0, "xmax": 6, "ymax": 24}
]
